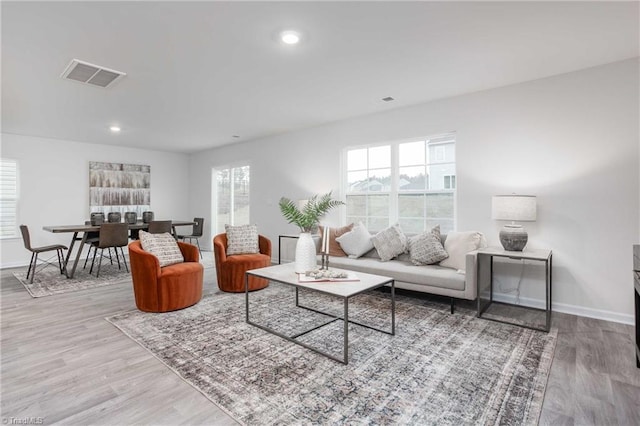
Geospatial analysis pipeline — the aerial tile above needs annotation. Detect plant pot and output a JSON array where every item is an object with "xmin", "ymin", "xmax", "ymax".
[
  {"xmin": 90, "ymin": 212, "xmax": 104, "ymax": 226},
  {"xmin": 295, "ymin": 232, "xmax": 318, "ymax": 273}
]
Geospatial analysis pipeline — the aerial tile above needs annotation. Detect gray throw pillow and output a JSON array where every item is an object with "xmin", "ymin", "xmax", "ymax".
[
  {"xmin": 408, "ymin": 226, "xmax": 449, "ymax": 265},
  {"xmin": 225, "ymin": 224, "xmax": 259, "ymax": 255},
  {"xmin": 371, "ymin": 224, "xmax": 407, "ymax": 262},
  {"xmin": 139, "ymin": 230, "xmax": 184, "ymax": 267}
]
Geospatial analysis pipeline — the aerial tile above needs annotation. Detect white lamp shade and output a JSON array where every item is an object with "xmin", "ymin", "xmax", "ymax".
[{"xmin": 492, "ymin": 195, "xmax": 537, "ymax": 221}]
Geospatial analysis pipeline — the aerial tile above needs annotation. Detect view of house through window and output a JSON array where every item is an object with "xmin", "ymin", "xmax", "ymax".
[
  {"xmin": 0, "ymin": 158, "xmax": 18, "ymax": 238},
  {"xmin": 214, "ymin": 165, "xmax": 250, "ymax": 234},
  {"xmin": 345, "ymin": 134, "xmax": 456, "ymax": 234}
]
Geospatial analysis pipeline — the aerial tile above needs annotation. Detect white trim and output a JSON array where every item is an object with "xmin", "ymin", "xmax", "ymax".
[{"xmin": 492, "ymin": 292, "xmax": 634, "ymax": 325}]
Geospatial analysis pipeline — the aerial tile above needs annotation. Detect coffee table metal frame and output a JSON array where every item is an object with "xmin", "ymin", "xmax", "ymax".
[{"xmin": 245, "ymin": 264, "xmax": 395, "ymax": 364}]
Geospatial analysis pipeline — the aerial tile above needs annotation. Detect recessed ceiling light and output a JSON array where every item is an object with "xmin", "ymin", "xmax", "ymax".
[
  {"xmin": 232, "ymin": 135, "xmax": 240, "ymax": 138},
  {"xmin": 382, "ymin": 97, "xmax": 395, "ymax": 102},
  {"xmin": 280, "ymin": 30, "xmax": 301, "ymax": 45},
  {"xmin": 110, "ymin": 126, "xmax": 121, "ymax": 133}
]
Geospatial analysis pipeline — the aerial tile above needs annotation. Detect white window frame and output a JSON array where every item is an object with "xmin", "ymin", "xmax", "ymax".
[
  {"xmin": 0, "ymin": 158, "xmax": 19, "ymax": 239},
  {"xmin": 342, "ymin": 134, "xmax": 456, "ymax": 233}
]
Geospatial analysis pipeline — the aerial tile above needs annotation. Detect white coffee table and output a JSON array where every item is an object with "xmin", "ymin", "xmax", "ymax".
[{"xmin": 245, "ymin": 263, "xmax": 395, "ymax": 364}]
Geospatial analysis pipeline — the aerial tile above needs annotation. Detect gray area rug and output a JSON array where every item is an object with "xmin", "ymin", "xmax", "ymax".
[
  {"xmin": 107, "ymin": 284, "xmax": 557, "ymax": 425},
  {"xmin": 14, "ymin": 263, "xmax": 132, "ymax": 297},
  {"xmin": 14, "ymin": 251, "xmax": 214, "ymax": 298}
]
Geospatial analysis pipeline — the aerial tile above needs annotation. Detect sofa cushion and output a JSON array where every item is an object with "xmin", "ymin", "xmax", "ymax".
[
  {"xmin": 439, "ymin": 231, "xmax": 486, "ymax": 272},
  {"xmin": 335, "ymin": 222, "xmax": 374, "ymax": 258},
  {"xmin": 328, "ymin": 255, "xmax": 465, "ymax": 291},
  {"xmin": 139, "ymin": 230, "xmax": 184, "ymax": 267},
  {"xmin": 225, "ymin": 224, "xmax": 259, "ymax": 255},
  {"xmin": 318, "ymin": 223, "xmax": 354, "ymax": 257},
  {"xmin": 408, "ymin": 226, "xmax": 449, "ymax": 265},
  {"xmin": 371, "ymin": 224, "xmax": 407, "ymax": 261}
]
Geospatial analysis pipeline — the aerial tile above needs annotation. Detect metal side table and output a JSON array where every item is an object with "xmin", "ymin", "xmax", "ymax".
[{"xmin": 477, "ymin": 247, "xmax": 553, "ymax": 332}]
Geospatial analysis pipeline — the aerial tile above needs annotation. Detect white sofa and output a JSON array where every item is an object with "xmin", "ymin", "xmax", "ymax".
[{"xmin": 316, "ymin": 234, "xmax": 480, "ymax": 313}]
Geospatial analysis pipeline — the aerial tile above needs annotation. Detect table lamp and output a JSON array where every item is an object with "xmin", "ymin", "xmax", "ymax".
[{"xmin": 491, "ymin": 195, "xmax": 537, "ymax": 251}]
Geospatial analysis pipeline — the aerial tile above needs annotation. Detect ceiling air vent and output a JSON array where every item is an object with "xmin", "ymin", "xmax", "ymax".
[{"xmin": 60, "ymin": 59, "xmax": 126, "ymax": 88}]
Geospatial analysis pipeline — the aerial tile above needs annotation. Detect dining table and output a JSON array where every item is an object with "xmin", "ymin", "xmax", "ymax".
[{"xmin": 43, "ymin": 220, "xmax": 196, "ymax": 279}]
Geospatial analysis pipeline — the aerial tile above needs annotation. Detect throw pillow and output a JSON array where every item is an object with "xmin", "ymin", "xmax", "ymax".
[
  {"xmin": 335, "ymin": 222, "xmax": 374, "ymax": 258},
  {"xmin": 139, "ymin": 230, "xmax": 184, "ymax": 267},
  {"xmin": 318, "ymin": 223, "xmax": 354, "ymax": 257},
  {"xmin": 408, "ymin": 225, "xmax": 449, "ymax": 265},
  {"xmin": 225, "ymin": 224, "xmax": 259, "ymax": 255},
  {"xmin": 439, "ymin": 231, "xmax": 487, "ymax": 272},
  {"xmin": 371, "ymin": 224, "xmax": 408, "ymax": 262}
]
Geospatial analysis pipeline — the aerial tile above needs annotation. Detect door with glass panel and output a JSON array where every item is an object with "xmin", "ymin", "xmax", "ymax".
[{"xmin": 214, "ymin": 165, "xmax": 250, "ymax": 234}]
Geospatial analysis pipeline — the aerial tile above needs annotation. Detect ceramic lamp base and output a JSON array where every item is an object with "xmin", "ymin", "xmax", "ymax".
[{"xmin": 499, "ymin": 224, "xmax": 528, "ymax": 251}]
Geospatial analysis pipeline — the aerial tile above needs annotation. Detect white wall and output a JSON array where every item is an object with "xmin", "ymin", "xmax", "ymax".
[
  {"xmin": 1, "ymin": 134, "xmax": 190, "ymax": 267},
  {"xmin": 190, "ymin": 58, "xmax": 639, "ymax": 323}
]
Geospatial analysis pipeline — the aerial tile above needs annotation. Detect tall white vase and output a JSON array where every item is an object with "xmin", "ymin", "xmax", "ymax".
[{"xmin": 295, "ymin": 232, "xmax": 317, "ymax": 273}]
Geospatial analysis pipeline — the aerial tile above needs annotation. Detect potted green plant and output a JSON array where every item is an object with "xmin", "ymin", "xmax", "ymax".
[{"xmin": 279, "ymin": 192, "xmax": 344, "ymax": 273}]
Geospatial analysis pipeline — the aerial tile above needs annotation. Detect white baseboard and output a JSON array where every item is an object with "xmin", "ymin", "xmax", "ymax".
[
  {"xmin": 492, "ymin": 292, "xmax": 634, "ymax": 325},
  {"xmin": 1, "ymin": 260, "xmax": 29, "ymax": 269}
]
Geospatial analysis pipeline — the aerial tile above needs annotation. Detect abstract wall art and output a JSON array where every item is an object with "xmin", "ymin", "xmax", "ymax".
[{"xmin": 89, "ymin": 161, "xmax": 150, "ymax": 218}]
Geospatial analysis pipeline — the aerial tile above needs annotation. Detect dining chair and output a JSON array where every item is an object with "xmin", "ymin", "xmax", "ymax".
[
  {"xmin": 177, "ymin": 217, "xmax": 204, "ymax": 258},
  {"xmin": 89, "ymin": 223, "xmax": 129, "ymax": 277},
  {"xmin": 82, "ymin": 220, "xmax": 101, "ymax": 270},
  {"xmin": 19, "ymin": 225, "xmax": 67, "ymax": 284},
  {"xmin": 147, "ymin": 220, "xmax": 173, "ymax": 234}
]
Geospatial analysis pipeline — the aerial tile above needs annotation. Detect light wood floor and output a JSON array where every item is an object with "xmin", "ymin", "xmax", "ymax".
[{"xmin": 1, "ymin": 261, "xmax": 639, "ymax": 425}]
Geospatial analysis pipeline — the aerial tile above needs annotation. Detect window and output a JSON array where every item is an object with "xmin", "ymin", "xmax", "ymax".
[
  {"xmin": 444, "ymin": 175, "xmax": 456, "ymax": 189},
  {"xmin": 345, "ymin": 134, "xmax": 456, "ymax": 234},
  {"xmin": 214, "ymin": 165, "xmax": 250, "ymax": 234},
  {"xmin": 0, "ymin": 158, "xmax": 18, "ymax": 238}
]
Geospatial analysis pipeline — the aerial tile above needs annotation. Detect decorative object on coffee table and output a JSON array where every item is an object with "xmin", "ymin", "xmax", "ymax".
[
  {"xmin": 279, "ymin": 192, "xmax": 344, "ymax": 273},
  {"xmin": 492, "ymin": 194, "xmax": 536, "ymax": 251}
]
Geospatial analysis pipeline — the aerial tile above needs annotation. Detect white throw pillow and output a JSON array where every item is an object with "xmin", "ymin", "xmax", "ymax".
[
  {"xmin": 225, "ymin": 224, "xmax": 259, "ymax": 255},
  {"xmin": 408, "ymin": 225, "xmax": 449, "ymax": 266},
  {"xmin": 139, "ymin": 230, "xmax": 184, "ymax": 267},
  {"xmin": 371, "ymin": 224, "xmax": 407, "ymax": 262},
  {"xmin": 335, "ymin": 222, "xmax": 374, "ymax": 258},
  {"xmin": 439, "ymin": 231, "xmax": 486, "ymax": 272}
]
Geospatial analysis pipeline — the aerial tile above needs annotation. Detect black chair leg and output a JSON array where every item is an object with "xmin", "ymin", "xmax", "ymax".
[
  {"xmin": 26, "ymin": 252, "xmax": 36, "ymax": 281},
  {"xmin": 57, "ymin": 248, "xmax": 65, "ymax": 274},
  {"xmin": 84, "ymin": 245, "xmax": 93, "ymax": 269},
  {"xmin": 30, "ymin": 253, "xmax": 39, "ymax": 284},
  {"xmin": 120, "ymin": 247, "xmax": 129, "ymax": 272},
  {"xmin": 114, "ymin": 246, "xmax": 122, "ymax": 270},
  {"xmin": 195, "ymin": 238, "xmax": 202, "ymax": 259},
  {"xmin": 90, "ymin": 247, "xmax": 99, "ymax": 274},
  {"xmin": 450, "ymin": 298, "xmax": 455, "ymax": 314},
  {"xmin": 96, "ymin": 249, "xmax": 104, "ymax": 277}
]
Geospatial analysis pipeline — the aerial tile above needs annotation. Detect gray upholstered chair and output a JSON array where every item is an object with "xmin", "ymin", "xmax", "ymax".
[
  {"xmin": 147, "ymin": 220, "xmax": 173, "ymax": 234},
  {"xmin": 89, "ymin": 223, "xmax": 129, "ymax": 277},
  {"xmin": 20, "ymin": 225, "xmax": 67, "ymax": 284},
  {"xmin": 177, "ymin": 217, "xmax": 204, "ymax": 258}
]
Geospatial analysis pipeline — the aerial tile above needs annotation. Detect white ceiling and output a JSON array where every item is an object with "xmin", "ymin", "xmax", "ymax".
[{"xmin": 2, "ymin": 1, "xmax": 638, "ymax": 154}]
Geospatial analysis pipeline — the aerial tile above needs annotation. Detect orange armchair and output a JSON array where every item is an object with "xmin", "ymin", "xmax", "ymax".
[
  {"xmin": 213, "ymin": 233, "xmax": 271, "ymax": 292},
  {"xmin": 128, "ymin": 240, "xmax": 203, "ymax": 312}
]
